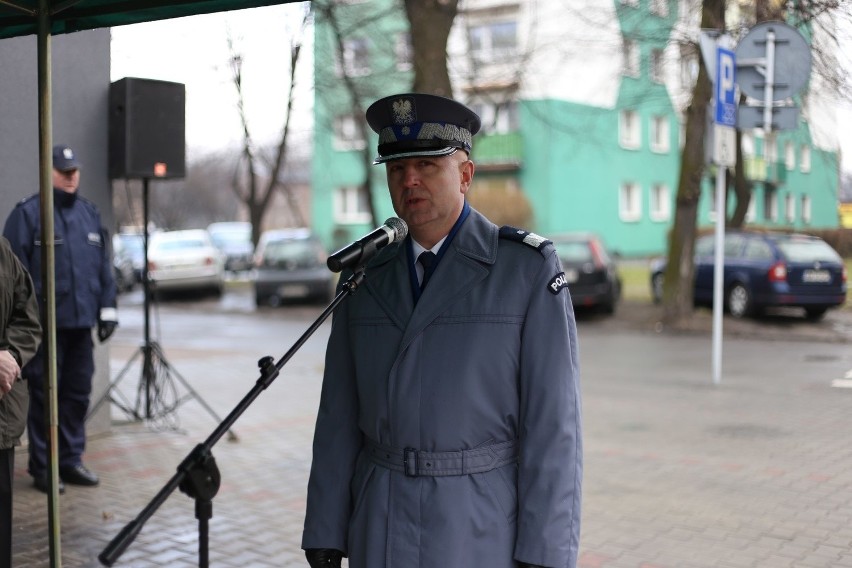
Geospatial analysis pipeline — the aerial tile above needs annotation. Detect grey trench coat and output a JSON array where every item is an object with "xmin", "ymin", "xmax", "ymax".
[{"xmin": 303, "ymin": 208, "xmax": 582, "ymax": 568}]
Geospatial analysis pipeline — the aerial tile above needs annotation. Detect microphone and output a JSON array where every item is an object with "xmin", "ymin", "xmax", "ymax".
[{"xmin": 327, "ymin": 217, "xmax": 408, "ymax": 272}]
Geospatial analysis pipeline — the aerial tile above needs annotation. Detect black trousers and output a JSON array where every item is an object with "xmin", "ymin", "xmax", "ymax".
[
  {"xmin": 0, "ymin": 447, "xmax": 13, "ymax": 568},
  {"xmin": 24, "ymin": 328, "xmax": 95, "ymax": 476}
]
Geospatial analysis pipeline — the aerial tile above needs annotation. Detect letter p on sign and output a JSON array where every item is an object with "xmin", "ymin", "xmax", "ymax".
[{"xmin": 715, "ymin": 47, "xmax": 737, "ymax": 127}]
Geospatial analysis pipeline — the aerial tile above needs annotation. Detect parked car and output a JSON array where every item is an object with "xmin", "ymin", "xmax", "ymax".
[
  {"xmin": 650, "ymin": 231, "xmax": 847, "ymax": 320},
  {"xmin": 147, "ymin": 229, "xmax": 225, "ymax": 297},
  {"xmin": 115, "ymin": 231, "xmax": 146, "ymax": 283},
  {"xmin": 252, "ymin": 229, "xmax": 335, "ymax": 306},
  {"xmin": 207, "ymin": 221, "xmax": 254, "ymax": 273},
  {"xmin": 550, "ymin": 232, "xmax": 622, "ymax": 314},
  {"xmin": 111, "ymin": 235, "xmax": 136, "ymax": 293}
]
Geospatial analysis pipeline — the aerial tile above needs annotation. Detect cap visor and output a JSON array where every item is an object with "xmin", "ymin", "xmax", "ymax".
[{"xmin": 373, "ymin": 147, "xmax": 458, "ymax": 165}]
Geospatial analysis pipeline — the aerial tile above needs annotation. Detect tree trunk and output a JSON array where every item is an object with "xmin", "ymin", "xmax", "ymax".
[
  {"xmin": 320, "ymin": 1, "xmax": 379, "ymax": 228},
  {"xmin": 728, "ymin": 125, "xmax": 751, "ymax": 227},
  {"xmin": 661, "ymin": 0, "xmax": 725, "ymax": 326},
  {"xmin": 404, "ymin": 0, "xmax": 458, "ymax": 97}
]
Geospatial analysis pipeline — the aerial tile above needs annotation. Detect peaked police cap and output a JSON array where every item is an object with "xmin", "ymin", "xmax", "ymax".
[{"xmin": 366, "ymin": 93, "xmax": 481, "ymax": 164}]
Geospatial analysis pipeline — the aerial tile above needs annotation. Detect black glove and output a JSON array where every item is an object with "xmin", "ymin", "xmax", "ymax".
[
  {"xmin": 97, "ymin": 320, "xmax": 117, "ymax": 343},
  {"xmin": 305, "ymin": 548, "xmax": 344, "ymax": 568}
]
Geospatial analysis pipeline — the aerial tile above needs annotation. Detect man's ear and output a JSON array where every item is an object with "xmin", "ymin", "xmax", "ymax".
[{"xmin": 459, "ymin": 157, "xmax": 475, "ymax": 194}]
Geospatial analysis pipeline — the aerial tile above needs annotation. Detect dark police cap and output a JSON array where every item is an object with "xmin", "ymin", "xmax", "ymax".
[
  {"xmin": 366, "ymin": 93, "xmax": 481, "ymax": 164},
  {"xmin": 53, "ymin": 144, "xmax": 81, "ymax": 171}
]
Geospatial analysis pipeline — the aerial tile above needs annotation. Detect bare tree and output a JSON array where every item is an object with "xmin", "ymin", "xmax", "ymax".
[
  {"xmin": 227, "ymin": 6, "xmax": 311, "ymax": 247},
  {"xmin": 661, "ymin": 0, "xmax": 725, "ymax": 326},
  {"xmin": 312, "ymin": 0, "xmax": 433, "ymax": 239},
  {"xmin": 661, "ymin": 0, "xmax": 852, "ymax": 323}
]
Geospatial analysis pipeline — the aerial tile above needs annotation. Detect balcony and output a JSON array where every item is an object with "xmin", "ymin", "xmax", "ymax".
[
  {"xmin": 471, "ymin": 132, "xmax": 522, "ymax": 172},
  {"xmin": 743, "ymin": 157, "xmax": 787, "ymax": 186}
]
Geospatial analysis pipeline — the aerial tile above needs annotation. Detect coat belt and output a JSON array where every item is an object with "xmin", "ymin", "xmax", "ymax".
[{"xmin": 364, "ymin": 438, "xmax": 519, "ymax": 477}]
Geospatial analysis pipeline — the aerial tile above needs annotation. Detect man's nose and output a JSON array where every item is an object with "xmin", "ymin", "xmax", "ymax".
[{"xmin": 402, "ymin": 164, "xmax": 421, "ymax": 186}]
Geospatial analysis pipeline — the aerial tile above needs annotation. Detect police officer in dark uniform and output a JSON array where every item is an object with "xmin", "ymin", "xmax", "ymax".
[{"xmin": 3, "ymin": 144, "xmax": 118, "ymax": 494}]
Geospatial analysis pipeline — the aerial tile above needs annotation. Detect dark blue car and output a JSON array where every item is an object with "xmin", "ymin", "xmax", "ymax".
[{"xmin": 651, "ymin": 231, "xmax": 847, "ymax": 320}]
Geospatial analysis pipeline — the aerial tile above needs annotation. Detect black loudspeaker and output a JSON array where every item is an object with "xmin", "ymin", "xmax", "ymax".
[{"xmin": 109, "ymin": 77, "xmax": 186, "ymax": 179}]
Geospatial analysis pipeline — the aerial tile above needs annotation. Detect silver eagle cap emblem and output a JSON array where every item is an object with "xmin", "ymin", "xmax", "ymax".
[{"xmin": 392, "ymin": 98, "xmax": 415, "ymax": 125}]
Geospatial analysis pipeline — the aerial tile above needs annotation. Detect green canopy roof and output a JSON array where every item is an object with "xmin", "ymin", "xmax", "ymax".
[{"xmin": 0, "ymin": 0, "xmax": 298, "ymax": 40}]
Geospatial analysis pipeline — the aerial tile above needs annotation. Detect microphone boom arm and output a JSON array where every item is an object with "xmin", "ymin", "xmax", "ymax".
[{"xmin": 98, "ymin": 269, "xmax": 368, "ymax": 567}]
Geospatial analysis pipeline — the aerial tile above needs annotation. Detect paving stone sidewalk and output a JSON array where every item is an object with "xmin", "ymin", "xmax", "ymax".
[{"xmin": 11, "ymin": 298, "xmax": 852, "ymax": 567}]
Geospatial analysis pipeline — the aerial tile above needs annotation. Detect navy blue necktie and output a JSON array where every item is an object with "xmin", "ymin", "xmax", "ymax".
[{"xmin": 418, "ymin": 251, "xmax": 437, "ymax": 290}]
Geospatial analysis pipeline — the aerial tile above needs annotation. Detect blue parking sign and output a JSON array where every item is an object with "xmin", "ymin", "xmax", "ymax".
[{"xmin": 715, "ymin": 47, "xmax": 737, "ymax": 126}]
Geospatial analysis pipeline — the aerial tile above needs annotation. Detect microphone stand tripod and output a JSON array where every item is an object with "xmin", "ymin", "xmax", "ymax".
[
  {"xmin": 98, "ymin": 268, "xmax": 367, "ymax": 567},
  {"xmin": 88, "ymin": 177, "xmax": 234, "ymax": 439}
]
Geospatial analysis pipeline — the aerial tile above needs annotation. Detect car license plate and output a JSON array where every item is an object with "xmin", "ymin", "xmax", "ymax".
[
  {"xmin": 802, "ymin": 269, "xmax": 831, "ymax": 283},
  {"xmin": 563, "ymin": 269, "xmax": 579, "ymax": 283},
  {"xmin": 278, "ymin": 284, "xmax": 309, "ymax": 298}
]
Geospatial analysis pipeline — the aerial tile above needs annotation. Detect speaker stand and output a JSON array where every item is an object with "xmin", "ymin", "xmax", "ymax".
[{"xmin": 89, "ymin": 178, "xmax": 236, "ymax": 441}]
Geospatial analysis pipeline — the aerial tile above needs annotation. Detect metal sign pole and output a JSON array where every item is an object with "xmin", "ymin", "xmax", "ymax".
[{"xmin": 711, "ymin": 41, "xmax": 737, "ymax": 386}]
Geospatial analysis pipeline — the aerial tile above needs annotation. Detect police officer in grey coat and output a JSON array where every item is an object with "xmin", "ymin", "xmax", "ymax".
[
  {"xmin": 302, "ymin": 93, "xmax": 582, "ymax": 568},
  {"xmin": 3, "ymin": 144, "xmax": 118, "ymax": 494}
]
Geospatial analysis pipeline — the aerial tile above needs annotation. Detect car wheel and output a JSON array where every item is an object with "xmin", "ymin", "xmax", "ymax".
[
  {"xmin": 727, "ymin": 283, "xmax": 752, "ymax": 318},
  {"xmin": 804, "ymin": 307, "xmax": 827, "ymax": 321},
  {"xmin": 651, "ymin": 273, "xmax": 664, "ymax": 304},
  {"xmin": 266, "ymin": 294, "xmax": 282, "ymax": 308},
  {"xmin": 600, "ymin": 286, "xmax": 617, "ymax": 315}
]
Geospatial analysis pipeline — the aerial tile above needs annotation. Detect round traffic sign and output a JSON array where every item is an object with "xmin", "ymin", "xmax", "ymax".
[{"xmin": 735, "ymin": 21, "xmax": 811, "ymax": 101}]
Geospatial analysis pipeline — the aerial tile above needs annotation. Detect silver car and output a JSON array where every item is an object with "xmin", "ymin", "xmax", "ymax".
[{"xmin": 147, "ymin": 229, "xmax": 225, "ymax": 297}]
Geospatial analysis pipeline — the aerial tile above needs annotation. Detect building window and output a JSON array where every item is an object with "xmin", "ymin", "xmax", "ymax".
[
  {"xmin": 741, "ymin": 132, "xmax": 754, "ymax": 157},
  {"xmin": 763, "ymin": 136, "xmax": 777, "ymax": 164},
  {"xmin": 708, "ymin": 187, "xmax": 719, "ymax": 219},
  {"xmin": 784, "ymin": 141, "xmax": 795, "ymax": 170},
  {"xmin": 395, "ymin": 32, "xmax": 412, "ymax": 71},
  {"xmin": 622, "ymin": 39, "xmax": 639, "ymax": 77},
  {"xmin": 337, "ymin": 37, "xmax": 370, "ymax": 76},
  {"xmin": 650, "ymin": 115, "xmax": 669, "ymax": 153},
  {"xmin": 332, "ymin": 114, "xmax": 365, "ymax": 151},
  {"xmin": 650, "ymin": 183, "xmax": 670, "ymax": 221},
  {"xmin": 619, "ymin": 182, "xmax": 642, "ymax": 222},
  {"xmin": 469, "ymin": 20, "xmax": 517, "ymax": 63},
  {"xmin": 333, "ymin": 185, "xmax": 371, "ymax": 224},
  {"xmin": 801, "ymin": 195, "xmax": 812, "ymax": 223},
  {"xmin": 679, "ymin": 50, "xmax": 698, "ymax": 90},
  {"xmin": 746, "ymin": 193, "xmax": 756, "ymax": 221},
  {"xmin": 650, "ymin": 0, "xmax": 669, "ymax": 16},
  {"xmin": 800, "ymin": 144, "xmax": 811, "ymax": 172},
  {"xmin": 471, "ymin": 100, "xmax": 519, "ymax": 134},
  {"xmin": 763, "ymin": 186, "xmax": 778, "ymax": 222},
  {"xmin": 650, "ymin": 49, "xmax": 664, "ymax": 83},
  {"xmin": 620, "ymin": 110, "xmax": 641, "ymax": 149},
  {"xmin": 785, "ymin": 193, "xmax": 795, "ymax": 222}
]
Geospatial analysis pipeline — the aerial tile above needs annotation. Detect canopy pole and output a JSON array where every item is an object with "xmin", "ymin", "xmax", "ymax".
[{"xmin": 37, "ymin": 1, "xmax": 62, "ymax": 566}]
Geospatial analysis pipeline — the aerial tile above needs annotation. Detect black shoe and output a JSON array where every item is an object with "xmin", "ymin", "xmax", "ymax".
[
  {"xmin": 33, "ymin": 475, "xmax": 65, "ymax": 494},
  {"xmin": 59, "ymin": 464, "xmax": 99, "ymax": 486}
]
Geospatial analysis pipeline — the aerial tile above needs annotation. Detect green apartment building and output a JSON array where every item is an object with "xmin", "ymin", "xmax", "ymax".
[{"xmin": 311, "ymin": 0, "xmax": 840, "ymax": 257}]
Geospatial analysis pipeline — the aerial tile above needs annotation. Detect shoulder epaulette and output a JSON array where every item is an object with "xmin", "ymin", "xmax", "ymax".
[
  {"xmin": 16, "ymin": 195, "xmax": 36, "ymax": 207},
  {"xmin": 498, "ymin": 226, "xmax": 552, "ymax": 256}
]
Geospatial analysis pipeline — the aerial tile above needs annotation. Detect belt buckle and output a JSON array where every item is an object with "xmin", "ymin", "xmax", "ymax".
[{"xmin": 403, "ymin": 447, "xmax": 418, "ymax": 477}]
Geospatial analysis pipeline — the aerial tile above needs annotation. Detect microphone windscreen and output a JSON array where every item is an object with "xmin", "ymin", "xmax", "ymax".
[{"xmin": 385, "ymin": 217, "xmax": 408, "ymax": 241}]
